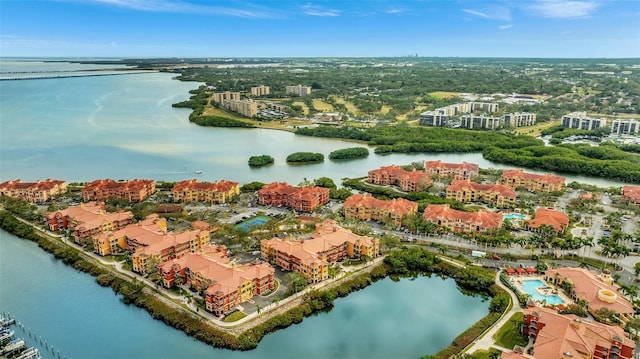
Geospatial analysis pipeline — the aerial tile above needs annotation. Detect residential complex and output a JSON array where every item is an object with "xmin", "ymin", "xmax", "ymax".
[
  {"xmin": 419, "ymin": 101, "xmax": 535, "ymax": 130},
  {"xmin": 171, "ymin": 179, "xmax": 240, "ymax": 204},
  {"xmin": 0, "ymin": 179, "xmax": 67, "ymax": 203},
  {"xmin": 257, "ymin": 182, "xmax": 329, "ymax": 212},
  {"xmin": 459, "ymin": 114, "xmax": 504, "ymax": 130},
  {"xmin": 503, "ymin": 112, "xmax": 536, "ymax": 127},
  {"xmin": 500, "ymin": 169, "xmax": 565, "ymax": 192},
  {"xmin": 424, "ymin": 160, "xmax": 479, "ymax": 181},
  {"xmin": 561, "ymin": 111, "xmax": 607, "ymax": 130},
  {"xmin": 285, "ymin": 85, "xmax": 312, "ymax": 96},
  {"xmin": 622, "ymin": 185, "xmax": 640, "ymax": 206},
  {"xmin": 159, "ymin": 245, "xmax": 275, "ymax": 316},
  {"xmin": 610, "ymin": 118, "xmax": 639, "ymax": 135},
  {"xmin": 522, "ymin": 307, "xmax": 635, "ymax": 359},
  {"xmin": 212, "ymin": 91, "xmax": 241, "ymax": 103},
  {"xmin": 250, "ymin": 85, "xmax": 270, "ymax": 97},
  {"xmin": 525, "ymin": 207, "xmax": 570, "ymax": 234},
  {"xmin": 367, "ymin": 165, "xmax": 432, "ymax": 191},
  {"xmin": 422, "ymin": 204, "xmax": 503, "ymax": 233},
  {"xmin": 46, "ymin": 201, "xmax": 134, "ymax": 243},
  {"xmin": 81, "ymin": 179, "xmax": 155, "ymax": 202},
  {"xmin": 343, "ymin": 193, "xmax": 418, "ymax": 226},
  {"xmin": 221, "ymin": 99, "xmax": 258, "ymax": 117},
  {"xmin": 445, "ymin": 180, "xmax": 517, "ymax": 208},
  {"xmin": 261, "ymin": 219, "xmax": 379, "ymax": 283}
]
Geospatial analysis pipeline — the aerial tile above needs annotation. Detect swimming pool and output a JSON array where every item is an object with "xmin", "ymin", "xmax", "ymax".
[
  {"xmin": 503, "ymin": 213, "xmax": 526, "ymax": 221},
  {"xmin": 519, "ymin": 279, "xmax": 565, "ymax": 305},
  {"xmin": 236, "ymin": 216, "xmax": 271, "ymax": 231}
]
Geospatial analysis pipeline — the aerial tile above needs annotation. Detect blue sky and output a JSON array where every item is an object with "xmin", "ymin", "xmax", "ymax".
[{"xmin": 1, "ymin": 0, "xmax": 639, "ymax": 58}]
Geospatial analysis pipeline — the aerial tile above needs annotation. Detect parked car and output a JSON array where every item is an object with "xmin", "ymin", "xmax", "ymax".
[{"xmin": 492, "ymin": 254, "xmax": 501, "ymax": 260}]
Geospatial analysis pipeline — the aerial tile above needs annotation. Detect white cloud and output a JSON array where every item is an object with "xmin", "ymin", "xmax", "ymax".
[
  {"xmin": 386, "ymin": 8, "xmax": 405, "ymax": 14},
  {"xmin": 461, "ymin": 6, "xmax": 511, "ymax": 21},
  {"xmin": 301, "ymin": 3, "xmax": 341, "ymax": 17},
  {"xmin": 499, "ymin": 24, "xmax": 513, "ymax": 30},
  {"xmin": 527, "ymin": 0, "xmax": 599, "ymax": 18}
]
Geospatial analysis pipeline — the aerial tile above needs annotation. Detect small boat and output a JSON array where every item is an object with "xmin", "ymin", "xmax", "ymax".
[{"xmin": 194, "ymin": 170, "xmax": 202, "ymax": 174}]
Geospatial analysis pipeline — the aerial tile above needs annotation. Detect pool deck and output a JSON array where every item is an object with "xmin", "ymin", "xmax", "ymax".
[{"xmin": 511, "ymin": 275, "xmax": 573, "ymax": 307}]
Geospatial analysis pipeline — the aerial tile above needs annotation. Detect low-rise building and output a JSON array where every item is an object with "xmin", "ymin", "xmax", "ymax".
[
  {"xmin": 261, "ymin": 219, "xmax": 379, "ymax": 283},
  {"xmin": 500, "ymin": 169, "xmax": 565, "ymax": 192},
  {"xmin": 423, "ymin": 204, "xmax": 503, "ymax": 233},
  {"xmin": 257, "ymin": 182, "xmax": 329, "ymax": 212},
  {"xmin": 459, "ymin": 114, "xmax": 504, "ymax": 130},
  {"xmin": 525, "ymin": 207, "xmax": 570, "ymax": 234},
  {"xmin": 171, "ymin": 179, "xmax": 239, "ymax": 204},
  {"xmin": 250, "ymin": 85, "xmax": 270, "ymax": 97},
  {"xmin": 285, "ymin": 85, "xmax": 312, "ymax": 96},
  {"xmin": 367, "ymin": 165, "xmax": 432, "ymax": 191},
  {"xmin": 545, "ymin": 267, "xmax": 635, "ymax": 322},
  {"xmin": 212, "ymin": 91, "xmax": 241, "ymax": 103},
  {"xmin": 610, "ymin": 118, "xmax": 639, "ymax": 135},
  {"xmin": 343, "ymin": 193, "xmax": 418, "ymax": 226},
  {"xmin": 425, "ymin": 160, "xmax": 479, "ymax": 181},
  {"xmin": 522, "ymin": 307, "xmax": 635, "ymax": 359},
  {"xmin": 221, "ymin": 98, "xmax": 258, "ymax": 117},
  {"xmin": 0, "ymin": 179, "xmax": 67, "ymax": 203},
  {"xmin": 81, "ymin": 179, "xmax": 155, "ymax": 202},
  {"xmin": 622, "ymin": 185, "xmax": 640, "ymax": 207},
  {"xmin": 562, "ymin": 111, "xmax": 607, "ymax": 130},
  {"xmin": 46, "ymin": 201, "xmax": 134, "ymax": 243},
  {"xmin": 446, "ymin": 180, "xmax": 517, "ymax": 207},
  {"xmin": 159, "ymin": 245, "xmax": 275, "ymax": 316},
  {"xmin": 503, "ymin": 112, "xmax": 536, "ymax": 127}
]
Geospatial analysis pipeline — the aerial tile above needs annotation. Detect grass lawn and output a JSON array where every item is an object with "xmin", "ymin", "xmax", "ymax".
[
  {"xmin": 312, "ymin": 99, "xmax": 334, "ymax": 112},
  {"xmin": 332, "ymin": 96, "xmax": 361, "ymax": 115},
  {"xmin": 292, "ymin": 101, "xmax": 309, "ymax": 115},
  {"xmin": 514, "ymin": 119, "xmax": 560, "ymax": 136},
  {"xmin": 470, "ymin": 348, "xmax": 503, "ymax": 359},
  {"xmin": 202, "ymin": 106, "xmax": 249, "ymax": 121},
  {"xmin": 494, "ymin": 312, "xmax": 527, "ymax": 350},
  {"xmin": 428, "ymin": 91, "xmax": 461, "ymax": 99},
  {"xmin": 223, "ymin": 310, "xmax": 247, "ymax": 323}
]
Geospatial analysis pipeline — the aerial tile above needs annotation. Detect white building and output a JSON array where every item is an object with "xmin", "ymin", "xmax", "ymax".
[{"xmin": 561, "ymin": 111, "xmax": 607, "ymax": 130}]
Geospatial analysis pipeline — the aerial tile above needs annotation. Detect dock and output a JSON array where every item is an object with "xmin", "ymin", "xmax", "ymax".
[{"xmin": 0, "ymin": 314, "xmax": 42, "ymax": 359}]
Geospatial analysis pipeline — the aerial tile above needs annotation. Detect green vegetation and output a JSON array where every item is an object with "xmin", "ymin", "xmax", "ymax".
[
  {"xmin": 248, "ymin": 155, "xmax": 275, "ymax": 167},
  {"xmin": 240, "ymin": 181, "xmax": 265, "ymax": 192},
  {"xmin": 285, "ymin": 152, "xmax": 324, "ymax": 163},
  {"xmin": 328, "ymin": 147, "xmax": 369, "ymax": 160},
  {"xmin": 223, "ymin": 311, "xmax": 247, "ymax": 322},
  {"xmin": 189, "ymin": 113, "xmax": 254, "ymax": 128},
  {"xmin": 494, "ymin": 312, "xmax": 527, "ymax": 349}
]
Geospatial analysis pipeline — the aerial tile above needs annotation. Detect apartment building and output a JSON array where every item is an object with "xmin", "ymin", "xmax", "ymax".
[
  {"xmin": 525, "ymin": 207, "xmax": 570, "ymax": 234},
  {"xmin": 561, "ymin": 111, "xmax": 607, "ymax": 130},
  {"xmin": 261, "ymin": 219, "xmax": 379, "ymax": 283},
  {"xmin": 171, "ymin": 179, "xmax": 239, "ymax": 204},
  {"xmin": 250, "ymin": 85, "xmax": 270, "ymax": 97},
  {"xmin": 0, "ymin": 179, "xmax": 67, "ymax": 203},
  {"xmin": 423, "ymin": 204, "xmax": 503, "ymax": 233},
  {"xmin": 212, "ymin": 91, "xmax": 241, "ymax": 103},
  {"xmin": 367, "ymin": 165, "xmax": 432, "ymax": 191},
  {"xmin": 81, "ymin": 179, "xmax": 155, "ymax": 202},
  {"xmin": 419, "ymin": 102, "xmax": 500, "ymax": 127},
  {"xmin": 459, "ymin": 114, "xmax": 504, "ymax": 130},
  {"xmin": 257, "ymin": 182, "xmax": 329, "ymax": 212},
  {"xmin": 503, "ymin": 112, "xmax": 537, "ymax": 127},
  {"xmin": 159, "ymin": 245, "xmax": 275, "ymax": 316},
  {"xmin": 544, "ymin": 267, "xmax": 635, "ymax": 322},
  {"xmin": 500, "ymin": 169, "xmax": 565, "ymax": 192},
  {"xmin": 424, "ymin": 160, "xmax": 479, "ymax": 181},
  {"xmin": 343, "ymin": 193, "xmax": 418, "ymax": 226},
  {"xmin": 446, "ymin": 180, "xmax": 517, "ymax": 208},
  {"xmin": 522, "ymin": 307, "xmax": 635, "ymax": 359},
  {"xmin": 285, "ymin": 85, "xmax": 312, "ymax": 96},
  {"xmin": 611, "ymin": 118, "xmax": 639, "ymax": 135},
  {"xmin": 622, "ymin": 185, "xmax": 640, "ymax": 206},
  {"xmin": 93, "ymin": 214, "xmax": 167, "ymax": 256},
  {"xmin": 46, "ymin": 201, "xmax": 134, "ymax": 243},
  {"xmin": 221, "ymin": 99, "xmax": 258, "ymax": 117}
]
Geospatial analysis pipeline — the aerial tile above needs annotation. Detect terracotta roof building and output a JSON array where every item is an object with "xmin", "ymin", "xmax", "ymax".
[
  {"xmin": 545, "ymin": 267, "xmax": 635, "ymax": 321},
  {"xmin": 367, "ymin": 165, "xmax": 432, "ymax": 192},
  {"xmin": 45, "ymin": 201, "xmax": 134, "ymax": 243},
  {"xmin": 81, "ymin": 179, "xmax": 155, "ymax": 202},
  {"xmin": 446, "ymin": 180, "xmax": 517, "ymax": 208},
  {"xmin": 424, "ymin": 161, "xmax": 479, "ymax": 181},
  {"xmin": 159, "ymin": 245, "xmax": 275, "ymax": 316},
  {"xmin": 622, "ymin": 185, "xmax": 640, "ymax": 207},
  {"xmin": 257, "ymin": 182, "xmax": 329, "ymax": 212},
  {"xmin": 526, "ymin": 207, "xmax": 570, "ymax": 234},
  {"xmin": 500, "ymin": 169, "xmax": 565, "ymax": 193},
  {"xmin": 423, "ymin": 204, "xmax": 503, "ymax": 233},
  {"xmin": 343, "ymin": 193, "xmax": 418, "ymax": 226},
  {"xmin": 523, "ymin": 307, "xmax": 635, "ymax": 359},
  {"xmin": 261, "ymin": 219, "xmax": 379, "ymax": 283},
  {"xmin": 0, "ymin": 179, "xmax": 67, "ymax": 203},
  {"xmin": 171, "ymin": 179, "xmax": 239, "ymax": 204}
]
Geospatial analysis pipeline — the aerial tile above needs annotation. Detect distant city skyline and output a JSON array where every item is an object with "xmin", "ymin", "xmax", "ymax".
[{"xmin": 1, "ymin": 0, "xmax": 639, "ymax": 58}]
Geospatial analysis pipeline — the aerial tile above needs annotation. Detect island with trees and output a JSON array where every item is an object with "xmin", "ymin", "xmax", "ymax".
[
  {"xmin": 328, "ymin": 147, "xmax": 369, "ymax": 160},
  {"xmin": 248, "ymin": 155, "xmax": 275, "ymax": 167},
  {"xmin": 285, "ymin": 152, "xmax": 324, "ymax": 164}
]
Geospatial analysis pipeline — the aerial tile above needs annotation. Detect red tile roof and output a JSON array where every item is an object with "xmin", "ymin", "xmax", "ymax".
[
  {"xmin": 172, "ymin": 179, "xmax": 239, "ymax": 192},
  {"xmin": 343, "ymin": 193, "xmax": 418, "ymax": 216},
  {"xmin": 423, "ymin": 204, "xmax": 502, "ymax": 232},
  {"xmin": 424, "ymin": 160, "xmax": 479, "ymax": 172},
  {"xmin": 622, "ymin": 185, "xmax": 640, "ymax": 204},
  {"xmin": 526, "ymin": 207, "xmax": 569, "ymax": 233},
  {"xmin": 447, "ymin": 179, "xmax": 517, "ymax": 198},
  {"xmin": 501, "ymin": 169, "xmax": 565, "ymax": 185}
]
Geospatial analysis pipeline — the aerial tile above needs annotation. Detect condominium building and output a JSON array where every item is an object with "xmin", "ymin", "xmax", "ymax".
[
  {"xmin": 0, "ymin": 179, "xmax": 67, "ymax": 203},
  {"xmin": 93, "ymin": 214, "xmax": 167, "ymax": 256},
  {"xmin": 500, "ymin": 169, "xmax": 565, "ymax": 192},
  {"xmin": 285, "ymin": 85, "xmax": 312, "ymax": 96},
  {"xmin": 522, "ymin": 307, "xmax": 635, "ymax": 359},
  {"xmin": 622, "ymin": 185, "xmax": 640, "ymax": 206},
  {"xmin": 459, "ymin": 114, "xmax": 504, "ymax": 130},
  {"xmin": 81, "ymin": 179, "xmax": 155, "ymax": 202},
  {"xmin": 424, "ymin": 160, "xmax": 479, "ymax": 181},
  {"xmin": 525, "ymin": 207, "xmax": 570, "ymax": 234},
  {"xmin": 611, "ymin": 119, "xmax": 639, "ymax": 135},
  {"xmin": 419, "ymin": 102, "xmax": 500, "ymax": 128},
  {"xmin": 261, "ymin": 219, "xmax": 379, "ymax": 283},
  {"xmin": 544, "ymin": 267, "xmax": 635, "ymax": 321},
  {"xmin": 343, "ymin": 193, "xmax": 418, "ymax": 226},
  {"xmin": 503, "ymin": 112, "xmax": 536, "ymax": 127},
  {"xmin": 159, "ymin": 245, "xmax": 275, "ymax": 316},
  {"xmin": 212, "ymin": 91, "xmax": 241, "ymax": 103},
  {"xmin": 561, "ymin": 111, "xmax": 607, "ymax": 130},
  {"xmin": 446, "ymin": 180, "xmax": 517, "ymax": 208},
  {"xmin": 45, "ymin": 201, "xmax": 134, "ymax": 243},
  {"xmin": 221, "ymin": 99, "xmax": 258, "ymax": 117},
  {"xmin": 423, "ymin": 204, "xmax": 503, "ymax": 233},
  {"xmin": 257, "ymin": 182, "xmax": 329, "ymax": 212},
  {"xmin": 367, "ymin": 165, "xmax": 432, "ymax": 192},
  {"xmin": 250, "ymin": 85, "xmax": 270, "ymax": 97},
  {"xmin": 171, "ymin": 179, "xmax": 239, "ymax": 204}
]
